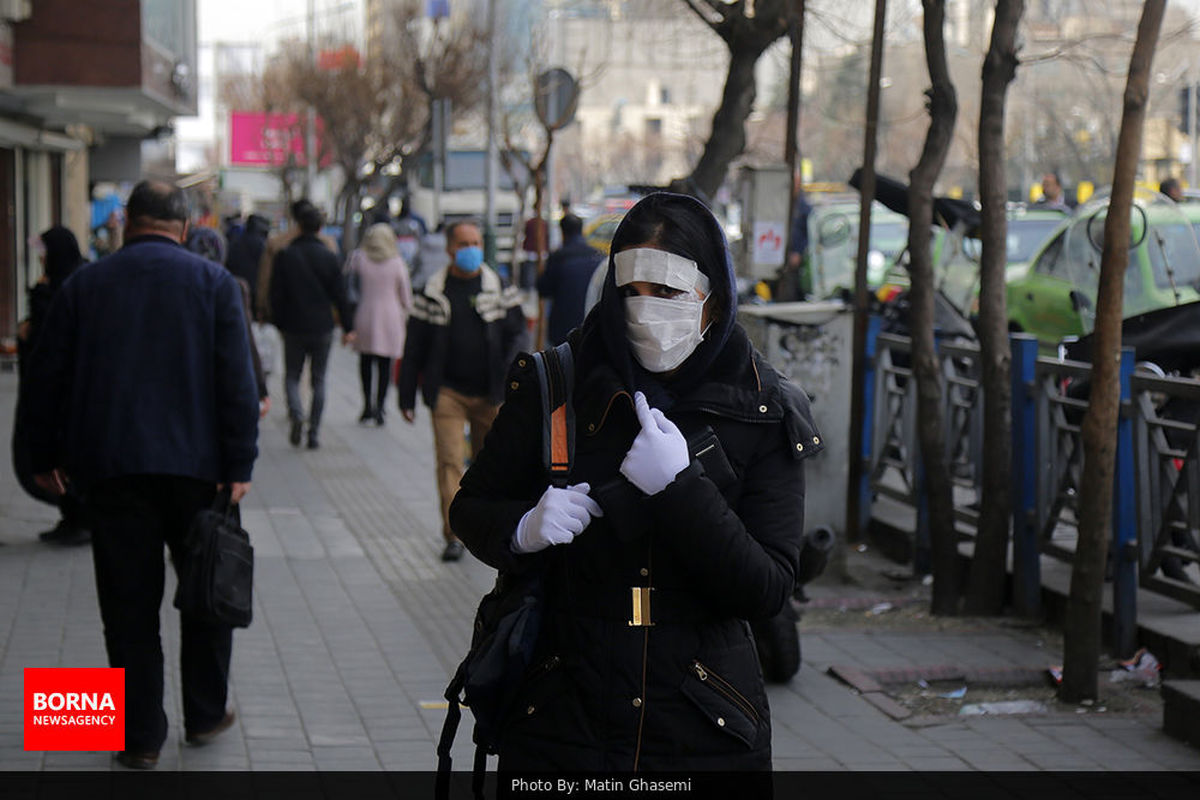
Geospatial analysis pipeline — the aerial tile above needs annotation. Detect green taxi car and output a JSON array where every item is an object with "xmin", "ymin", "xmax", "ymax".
[{"xmin": 1006, "ymin": 194, "xmax": 1200, "ymax": 346}]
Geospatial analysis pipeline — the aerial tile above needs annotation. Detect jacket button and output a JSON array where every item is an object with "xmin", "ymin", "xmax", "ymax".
[
  {"xmin": 518, "ymin": 358, "xmax": 527, "ymax": 368},
  {"xmin": 813, "ymin": 436, "xmax": 821, "ymax": 445},
  {"xmin": 717, "ymin": 717, "xmax": 726, "ymax": 727},
  {"xmin": 759, "ymin": 405, "xmax": 768, "ymax": 413},
  {"xmin": 587, "ymin": 423, "xmax": 596, "ymax": 432},
  {"xmin": 796, "ymin": 443, "xmax": 804, "ymax": 452},
  {"xmin": 640, "ymin": 568, "xmax": 649, "ymax": 577},
  {"xmin": 632, "ymin": 697, "xmax": 642, "ymax": 708},
  {"xmin": 510, "ymin": 381, "xmax": 519, "ymax": 391},
  {"xmin": 526, "ymin": 705, "xmax": 536, "ymax": 715}
]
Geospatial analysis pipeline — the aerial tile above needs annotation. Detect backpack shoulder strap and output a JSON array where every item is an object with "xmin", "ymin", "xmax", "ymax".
[{"xmin": 531, "ymin": 340, "xmax": 576, "ymax": 488}]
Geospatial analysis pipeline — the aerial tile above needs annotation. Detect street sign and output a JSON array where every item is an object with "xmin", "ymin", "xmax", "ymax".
[{"xmin": 534, "ymin": 68, "xmax": 578, "ymax": 131}]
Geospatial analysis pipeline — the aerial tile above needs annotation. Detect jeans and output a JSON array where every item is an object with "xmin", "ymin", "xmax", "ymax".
[
  {"xmin": 283, "ymin": 331, "xmax": 333, "ymax": 432},
  {"xmin": 87, "ymin": 475, "xmax": 233, "ymax": 752}
]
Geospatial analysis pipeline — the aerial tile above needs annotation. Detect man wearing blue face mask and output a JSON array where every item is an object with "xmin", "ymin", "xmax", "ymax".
[{"xmin": 397, "ymin": 220, "xmax": 528, "ymax": 562}]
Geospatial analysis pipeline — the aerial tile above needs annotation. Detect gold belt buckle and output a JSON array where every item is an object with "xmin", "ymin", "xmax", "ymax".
[{"xmin": 628, "ymin": 586, "xmax": 654, "ymax": 627}]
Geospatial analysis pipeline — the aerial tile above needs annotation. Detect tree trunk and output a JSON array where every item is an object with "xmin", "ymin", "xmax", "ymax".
[
  {"xmin": 846, "ymin": 0, "xmax": 887, "ymax": 559},
  {"xmin": 907, "ymin": 0, "xmax": 959, "ymax": 616},
  {"xmin": 1061, "ymin": 0, "xmax": 1165, "ymax": 704},
  {"xmin": 964, "ymin": 0, "xmax": 1023, "ymax": 616},
  {"xmin": 340, "ymin": 178, "xmax": 360, "ymax": 254},
  {"xmin": 688, "ymin": 45, "xmax": 767, "ymax": 201}
]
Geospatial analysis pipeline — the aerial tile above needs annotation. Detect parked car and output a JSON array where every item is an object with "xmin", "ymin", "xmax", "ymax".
[
  {"xmin": 1007, "ymin": 190, "xmax": 1200, "ymax": 346},
  {"xmin": 583, "ymin": 213, "xmax": 623, "ymax": 255},
  {"xmin": 806, "ymin": 200, "xmax": 914, "ymax": 297}
]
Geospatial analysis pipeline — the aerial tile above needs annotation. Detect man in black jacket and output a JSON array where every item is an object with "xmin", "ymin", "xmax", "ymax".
[
  {"xmin": 536, "ymin": 213, "xmax": 604, "ymax": 346},
  {"xmin": 397, "ymin": 220, "xmax": 526, "ymax": 561},
  {"xmin": 269, "ymin": 204, "xmax": 355, "ymax": 449},
  {"xmin": 24, "ymin": 180, "xmax": 260, "ymax": 770}
]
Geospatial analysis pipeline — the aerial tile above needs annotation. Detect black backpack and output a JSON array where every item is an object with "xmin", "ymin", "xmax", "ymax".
[{"xmin": 435, "ymin": 341, "xmax": 574, "ymax": 800}]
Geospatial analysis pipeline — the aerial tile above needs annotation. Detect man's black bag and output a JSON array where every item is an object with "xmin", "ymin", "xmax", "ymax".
[
  {"xmin": 173, "ymin": 489, "xmax": 254, "ymax": 628},
  {"xmin": 436, "ymin": 341, "xmax": 574, "ymax": 800}
]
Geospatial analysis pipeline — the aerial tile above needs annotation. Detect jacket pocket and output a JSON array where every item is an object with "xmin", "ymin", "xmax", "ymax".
[
  {"xmin": 510, "ymin": 654, "xmax": 565, "ymax": 722},
  {"xmin": 679, "ymin": 660, "xmax": 760, "ymax": 748}
]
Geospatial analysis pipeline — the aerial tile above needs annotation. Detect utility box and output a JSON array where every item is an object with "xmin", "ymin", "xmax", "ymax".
[
  {"xmin": 736, "ymin": 164, "xmax": 791, "ymax": 281},
  {"xmin": 740, "ymin": 300, "xmax": 851, "ymax": 538}
]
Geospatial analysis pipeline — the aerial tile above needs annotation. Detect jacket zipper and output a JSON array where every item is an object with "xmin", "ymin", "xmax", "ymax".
[
  {"xmin": 528, "ymin": 654, "xmax": 560, "ymax": 680},
  {"xmin": 690, "ymin": 660, "xmax": 760, "ymax": 724}
]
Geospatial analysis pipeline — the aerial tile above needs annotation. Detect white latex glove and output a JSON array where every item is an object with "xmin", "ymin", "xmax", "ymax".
[
  {"xmin": 512, "ymin": 482, "xmax": 604, "ymax": 554},
  {"xmin": 620, "ymin": 391, "xmax": 690, "ymax": 495}
]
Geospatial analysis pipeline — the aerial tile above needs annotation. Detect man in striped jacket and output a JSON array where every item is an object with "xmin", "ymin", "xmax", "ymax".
[{"xmin": 397, "ymin": 219, "xmax": 527, "ymax": 562}]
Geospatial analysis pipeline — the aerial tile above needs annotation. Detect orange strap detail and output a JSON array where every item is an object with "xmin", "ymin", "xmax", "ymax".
[{"xmin": 550, "ymin": 405, "xmax": 569, "ymax": 472}]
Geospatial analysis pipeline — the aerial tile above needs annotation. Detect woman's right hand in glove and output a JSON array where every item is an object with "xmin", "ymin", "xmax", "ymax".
[{"xmin": 512, "ymin": 482, "xmax": 604, "ymax": 554}]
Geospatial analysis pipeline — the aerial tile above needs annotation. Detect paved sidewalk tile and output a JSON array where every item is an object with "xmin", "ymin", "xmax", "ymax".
[{"xmin": 3, "ymin": 349, "xmax": 1199, "ymax": 775}]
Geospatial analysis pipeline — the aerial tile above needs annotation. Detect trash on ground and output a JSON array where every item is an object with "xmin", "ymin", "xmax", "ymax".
[
  {"xmin": 1109, "ymin": 647, "xmax": 1161, "ymax": 688},
  {"xmin": 959, "ymin": 700, "xmax": 1048, "ymax": 716},
  {"xmin": 921, "ymin": 574, "xmax": 933, "ymax": 586},
  {"xmin": 939, "ymin": 687, "xmax": 967, "ymax": 699},
  {"xmin": 866, "ymin": 602, "xmax": 895, "ymax": 616},
  {"xmin": 855, "ymin": 544, "xmax": 869, "ymax": 553},
  {"xmin": 917, "ymin": 679, "xmax": 929, "ymax": 689},
  {"xmin": 1046, "ymin": 666, "xmax": 1063, "ymax": 686},
  {"xmin": 1080, "ymin": 698, "xmax": 1094, "ymax": 706}
]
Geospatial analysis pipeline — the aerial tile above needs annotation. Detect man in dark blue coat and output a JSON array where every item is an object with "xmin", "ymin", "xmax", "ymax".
[
  {"xmin": 537, "ymin": 214, "xmax": 604, "ymax": 346},
  {"xmin": 24, "ymin": 180, "xmax": 260, "ymax": 770}
]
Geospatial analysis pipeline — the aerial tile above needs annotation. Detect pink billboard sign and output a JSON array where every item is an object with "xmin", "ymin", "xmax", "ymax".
[{"xmin": 229, "ymin": 111, "xmax": 325, "ymax": 167}]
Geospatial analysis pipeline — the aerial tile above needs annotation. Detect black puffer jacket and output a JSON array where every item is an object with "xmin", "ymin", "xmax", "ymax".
[{"xmin": 450, "ymin": 192, "xmax": 821, "ymax": 773}]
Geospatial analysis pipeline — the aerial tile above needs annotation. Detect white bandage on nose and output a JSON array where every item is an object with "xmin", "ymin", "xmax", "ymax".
[{"xmin": 614, "ymin": 248, "xmax": 710, "ymax": 297}]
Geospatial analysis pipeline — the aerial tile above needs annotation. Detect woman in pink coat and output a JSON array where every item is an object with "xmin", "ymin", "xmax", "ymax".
[{"xmin": 345, "ymin": 223, "xmax": 414, "ymax": 425}]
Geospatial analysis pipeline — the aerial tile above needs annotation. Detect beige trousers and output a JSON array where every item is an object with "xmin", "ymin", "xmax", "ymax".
[{"xmin": 431, "ymin": 386, "xmax": 499, "ymax": 543}]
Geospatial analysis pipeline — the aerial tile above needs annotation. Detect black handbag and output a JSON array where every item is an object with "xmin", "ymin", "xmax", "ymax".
[{"xmin": 174, "ymin": 489, "xmax": 254, "ymax": 628}]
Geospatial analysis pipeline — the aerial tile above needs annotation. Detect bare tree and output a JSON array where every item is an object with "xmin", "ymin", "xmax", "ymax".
[
  {"xmin": 964, "ymin": 0, "xmax": 1024, "ymax": 616},
  {"xmin": 280, "ymin": 40, "xmax": 397, "ymax": 252},
  {"xmin": 1062, "ymin": 0, "xmax": 1166, "ymax": 705},
  {"xmin": 907, "ymin": 0, "xmax": 960, "ymax": 616},
  {"xmin": 392, "ymin": 1, "xmax": 489, "ymax": 156},
  {"xmin": 678, "ymin": 0, "xmax": 791, "ymax": 199}
]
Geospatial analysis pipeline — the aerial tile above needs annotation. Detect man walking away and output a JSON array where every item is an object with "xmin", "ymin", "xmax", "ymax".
[
  {"xmin": 255, "ymin": 199, "xmax": 339, "ymax": 321},
  {"xmin": 536, "ymin": 213, "xmax": 604, "ymax": 346},
  {"xmin": 269, "ymin": 204, "xmax": 355, "ymax": 450},
  {"xmin": 23, "ymin": 180, "xmax": 260, "ymax": 770},
  {"xmin": 397, "ymin": 220, "xmax": 526, "ymax": 562},
  {"xmin": 226, "ymin": 213, "xmax": 270, "ymax": 303}
]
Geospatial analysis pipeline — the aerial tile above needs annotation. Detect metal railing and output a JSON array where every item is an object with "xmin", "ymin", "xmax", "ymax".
[{"xmin": 866, "ymin": 328, "xmax": 1200, "ymax": 628}]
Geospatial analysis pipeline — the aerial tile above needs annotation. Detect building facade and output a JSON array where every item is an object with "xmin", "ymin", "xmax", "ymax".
[{"xmin": 0, "ymin": 0, "xmax": 196, "ymax": 346}]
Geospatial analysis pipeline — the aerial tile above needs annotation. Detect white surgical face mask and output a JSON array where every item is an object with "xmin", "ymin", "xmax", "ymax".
[
  {"xmin": 614, "ymin": 247, "xmax": 713, "ymax": 373},
  {"xmin": 624, "ymin": 293, "xmax": 710, "ymax": 373}
]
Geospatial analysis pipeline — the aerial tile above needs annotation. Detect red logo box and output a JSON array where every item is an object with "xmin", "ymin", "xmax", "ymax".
[{"xmin": 24, "ymin": 668, "xmax": 124, "ymax": 751}]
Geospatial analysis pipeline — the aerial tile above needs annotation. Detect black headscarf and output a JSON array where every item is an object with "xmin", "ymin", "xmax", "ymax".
[
  {"xmin": 576, "ymin": 192, "xmax": 737, "ymax": 410},
  {"xmin": 40, "ymin": 226, "xmax": 85, "ymax": 292}
]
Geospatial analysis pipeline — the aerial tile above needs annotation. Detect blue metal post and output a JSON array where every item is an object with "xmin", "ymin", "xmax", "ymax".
[
  {"xmin": 1111, "ymin": 346, "xmax": 1138, "ymax": 659},
  {"xmin": 859, "ymin": 315, "xmax": 882, "ymax": 535},
  {"xmin": 1010, "ymin": 334, "xmax": 1040, "ymax": 618}
]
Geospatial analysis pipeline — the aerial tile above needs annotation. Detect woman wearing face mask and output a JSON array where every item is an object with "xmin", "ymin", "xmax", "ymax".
[
  {"xmin": 450, "ymin": 192, "xmax": 821, "ymax": 775},
  {"xmin": 13, "ymin": 227, "xmax": 91, "ymax": 544}
]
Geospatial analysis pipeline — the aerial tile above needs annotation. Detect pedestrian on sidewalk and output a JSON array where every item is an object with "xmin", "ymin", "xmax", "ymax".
[
  {"xmin": 344, "ymin": 222, "xmax": 413, "ymax": 425},
  {"xmin": 186, "ymin": 225, "xmax": 272, "ymax": 419},
  {"xmin": 226, "ymin": 212, "xmax": 270, "ymax": 303},
  {"xmin": 449, "ymin": 192, "xmax": 820, "ymax": 773},
  {"xmin": 269, "ymin": 204, "xmax": 356, "ymax": 450},
  {"xmin": 536, "ymin": 213, "xmax": 604, "ymax": 347},
  {"xmin": 12, "ymin": 225, "xmax": 90, "ymax": 545},
  {"xmin": 23, "ymin": 180, "xmax": 260, "ymax": 770},
  {"xmin": 255, "ymin": 199, "xmax": 340, "ymax": 321},
  {"xmin": 397, "ymin": 219, "xmax": 526, "ymax": 562}
]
